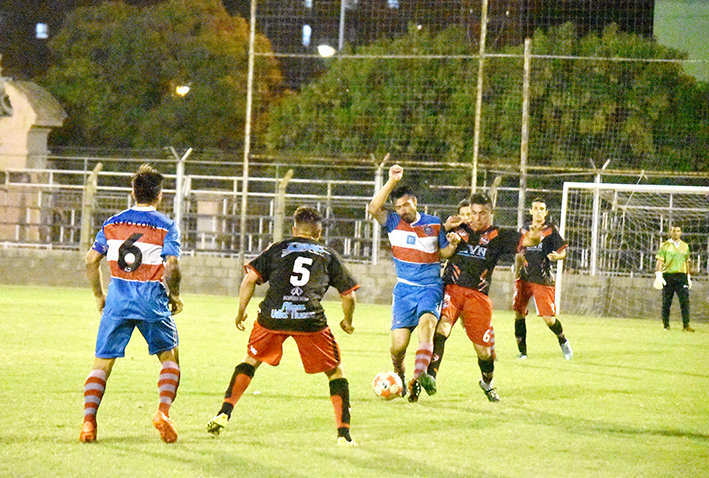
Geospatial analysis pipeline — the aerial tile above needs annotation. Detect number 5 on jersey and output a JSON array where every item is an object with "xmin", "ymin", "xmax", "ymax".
[{"xmin": 291, "ymin": 257, "xmax": 313, "ymax": 286}]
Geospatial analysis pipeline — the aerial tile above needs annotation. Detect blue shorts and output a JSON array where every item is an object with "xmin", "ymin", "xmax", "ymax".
[
  {"xmin": 95, "ymin": 316, "xmax": 179, "ymax": 358},
  {"xmin": 391, "ymin": 282, "xmax": 443, "ymax": 330}
]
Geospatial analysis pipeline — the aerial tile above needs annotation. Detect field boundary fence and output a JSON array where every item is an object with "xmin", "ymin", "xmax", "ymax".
[{"xmin": 1, "ymin": 154, "xmax": 708, "ymax": 270}]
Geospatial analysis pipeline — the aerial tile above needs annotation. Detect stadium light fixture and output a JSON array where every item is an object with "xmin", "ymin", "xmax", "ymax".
[
  {"xmin": 175, "ymin": 85, "xmax": 191, "ymax": 96},
  {"xmin": 317, "ymin": 44, "xmax": 337, "ymax": 57}
]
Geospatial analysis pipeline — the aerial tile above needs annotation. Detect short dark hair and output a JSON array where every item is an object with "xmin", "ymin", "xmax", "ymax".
[
  {"xmin": 457, "ymin": 196, "xmax": 472, "ymax": 211},
  {"xmin": 132, "ymin": 164, "xmax": 163, "ymax": 203},
  {"xmin": 391, "ymin": 185, "xmax": 416, "ymax": 202},
  {"xmin": 530, "ymin": 197, "xmax": 546, "ymax": 206},
  {"xmin": 293, "ymin": 206, "xmax": 323, "ymax": 227},
  {"xmin": 470, "ymin": 193, "xmax": 492, "ymax": 209}
]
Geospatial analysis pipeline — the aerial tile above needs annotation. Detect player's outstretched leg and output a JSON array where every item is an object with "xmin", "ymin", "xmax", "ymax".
[{"xmin": 207, "ymin": 362, "xmax": 255, "ymax": 436}]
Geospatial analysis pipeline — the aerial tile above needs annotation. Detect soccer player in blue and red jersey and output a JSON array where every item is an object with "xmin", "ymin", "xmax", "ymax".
[
  {"xmin": 368, "ymin": 164, "xmax": 459, "ymax": 402},
  {"xmin": 206, "ymin": 206, "xmax": 360, "ymax": 446},
  {"xmin": 80, "ymin": 164, "xmax": 183, "ymax": 443},
  {"xmin": 513, "ymin": 198, "xmax": 572, "ymax": 360}
]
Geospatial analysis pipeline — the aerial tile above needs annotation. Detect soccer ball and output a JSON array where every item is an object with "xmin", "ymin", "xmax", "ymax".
[{"xmin": 372, "ymin": 371, "xmax": 403, "ymax": 400}]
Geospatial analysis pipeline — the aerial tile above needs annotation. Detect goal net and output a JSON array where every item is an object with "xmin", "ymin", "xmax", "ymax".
[{"xmin": 558, "ymin": 182, "xmax": 709, "ymax": 318}]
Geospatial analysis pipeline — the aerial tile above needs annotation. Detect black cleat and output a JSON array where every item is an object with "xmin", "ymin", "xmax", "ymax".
[{"xmin": 407, "ymin": 378, "xmax": 421, "ymax": 402}]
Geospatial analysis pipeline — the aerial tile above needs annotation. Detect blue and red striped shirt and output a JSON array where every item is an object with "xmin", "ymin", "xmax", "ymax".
[
  {"xmin": 92, "ymin": 206, "xmax": 180, "ymax": 321},
  {"xmin": 385, "ymin": 210, "xmax": 447, "ymax": 286}
]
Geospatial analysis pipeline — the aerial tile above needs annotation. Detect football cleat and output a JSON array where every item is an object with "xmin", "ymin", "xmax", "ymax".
[
  {"xmin": 683, "ymin": 326, "xmax": 695, "ymax": 332},
  {"xmin": 336, "ymin": 436, "xmax": 358, "ymax": 447},
  {"xmin": 517, "ymin": 353, "xmax": 528, "ymax": 360},
  {"xmin": 418, "ymin": 372, "xmax": 437, "ymax": 396},
  {"xmin": 79, "ymin": 420, "xmax": 97, "ymax": 443},
  {"xmin": 479, "ymin": 380, "xmax": 501, "ymax": 402},
  {"xmin": 407, "ymin": 378, "xmax": 421, "ymax": 403},
  {"xmin": 560, "ymin": 341, "xmax": 573, "ymax": 360},
  {"xmin": 206, "ymin": 412, "xmax": 230, "ymax": 436},
  {"xmin": 152, "ymin": 410, "xmax": 178, "ymax": 443}
]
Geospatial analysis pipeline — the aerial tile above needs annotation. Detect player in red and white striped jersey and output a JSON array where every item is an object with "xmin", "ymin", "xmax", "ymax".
[{"xmin": 80, "ymin": 164, "xmax": 183, "ymax": 444}]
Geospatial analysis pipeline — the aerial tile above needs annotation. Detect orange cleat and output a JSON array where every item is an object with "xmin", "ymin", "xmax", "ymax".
[
  {"xmin": 79, "ymin": 420, "xmax": 97, "ymax": 443},
  {"xmin": 152, "ymin": 410, "xmax": 178, "ymax": 443}
]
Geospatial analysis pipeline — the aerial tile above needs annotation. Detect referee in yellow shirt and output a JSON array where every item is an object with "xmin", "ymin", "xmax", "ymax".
[{"xmin": 654, "ymin": 225, "xmax": 694, "ymax": 332}]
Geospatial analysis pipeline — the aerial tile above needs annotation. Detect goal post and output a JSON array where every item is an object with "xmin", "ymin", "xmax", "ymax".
[{"xmin": 557, "ymin": 182, "xmax": 709, "ymax": 318}]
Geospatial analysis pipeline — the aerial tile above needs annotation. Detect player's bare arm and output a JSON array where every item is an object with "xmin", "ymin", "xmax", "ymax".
[
  {"xmin": 367, "ymin": 161, "xmax": 400, "ymax": 225},
  {"xmin": 444, "ymin": 215, "xmax": 464, "ymax": 232},
  {"xmin": 164, "ymin": 255, "xmax": 183, "ymax": 314},
  {"xmin": 547, "ymin": 249, "xmax": 567, "ymax": 262},
  {"xmin": 85, "ymin": 248, "xmax": 106, "ymax": 313},
  {"xmin": 440, "ymin": 231, "xmax": 461, "ymax": 259},
  {"xmin": 339, "ymin": 290, "xmax": 356, "ymax": 335},
  {"xmin": 235, "ymin": 268, "xmax": 259, "ymax": 331}
]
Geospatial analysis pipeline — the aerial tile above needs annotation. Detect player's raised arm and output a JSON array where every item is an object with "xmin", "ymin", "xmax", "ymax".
[
  {"xmin": 368, "ymin": 161, "xmax": 401, "ymax": 226},
  {"xmin": 440, "ymin": 231, "xmax": 461, "ymax": 259}
]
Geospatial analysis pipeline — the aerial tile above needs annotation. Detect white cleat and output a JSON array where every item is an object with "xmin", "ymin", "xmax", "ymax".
[{"xmin": 561, "ymin": 341, "xmax": 573, "ymax": 360}]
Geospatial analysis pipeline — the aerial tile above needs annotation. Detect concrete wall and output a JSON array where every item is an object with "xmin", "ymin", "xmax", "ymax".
[
  {"xmin": 0, "ymin": 248, "xmax": 705, "ymax": 322},
  {"xmin": 0, "ymin": 247, "xmax": 511, "ymax": 305}
]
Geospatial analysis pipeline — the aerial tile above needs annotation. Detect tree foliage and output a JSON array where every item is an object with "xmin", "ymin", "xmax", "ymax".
[
  {"xmin": 266, "ymin": 25, "xmax": 479, "ymax": 164},
  {"xmin": 42, "ymin": 0, "xmax": 283, "ymax": 149},
  {"xmin": 266, "ymin": 22, "xmax": 708, "ymax": 172},
  {"xmin": 496, "ymin": 23, "xmax": 704, "ymax": 171}
]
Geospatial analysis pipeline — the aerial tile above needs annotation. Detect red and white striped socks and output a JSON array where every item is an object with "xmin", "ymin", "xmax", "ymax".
[
  {"xmin": 157, "ymin": 361, "xmax": 180, "ymax": 416},
  {"xmin": 83, "ymin": 369, "xmax": 107, "ymax": 425}
]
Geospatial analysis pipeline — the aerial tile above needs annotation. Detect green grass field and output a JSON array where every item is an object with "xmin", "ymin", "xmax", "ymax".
[{"xmin": 0, "ymin": 284, "xmax": 707, "ymax": 478}]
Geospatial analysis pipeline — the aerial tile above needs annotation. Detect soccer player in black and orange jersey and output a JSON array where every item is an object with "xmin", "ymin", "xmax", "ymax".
[
  {"xmin": 513, "ymin": 198, "xmax": 572, "ymax": 360},
  {"xmin": 206, "ymin": 206, "xmax": 360, "ymax": 446},
  {"xmin": 427, "ymin": 193, "xmax": 521, "ymax": 402}
]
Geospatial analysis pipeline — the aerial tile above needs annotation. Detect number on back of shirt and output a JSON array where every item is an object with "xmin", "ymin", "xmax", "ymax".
[
  {"xmin": 117, "ymin": 233, "xmax": 144, "ymax": 272},
  {"xmin": 290, "ymin": 256, "xmax": 313, "ymax": 286}
]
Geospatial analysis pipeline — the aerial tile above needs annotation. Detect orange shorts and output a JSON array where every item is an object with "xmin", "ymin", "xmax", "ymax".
[
  {"xmin": 441, "ymin": 284, "xmax": 495, "ymax": 348},
  {"xmin": 513, "ymin": 279, "xmax": 556, "ymax": 317},
  {"xmin": 246, "ymin": 321, "xmax": 341, "ymax": 374}
]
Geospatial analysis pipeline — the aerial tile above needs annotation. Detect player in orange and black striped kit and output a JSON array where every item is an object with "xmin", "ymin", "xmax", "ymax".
[
  {"xmin": 206, "ymin": 206, "xmax": 360, "ymax": 446},
  {"xmin": 513, "ymin": 198, "xmax": 572, "ymax": 360},
  {"xmin": 427, "ymin": 193, "xmax": 521, "ymax": 402}
]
